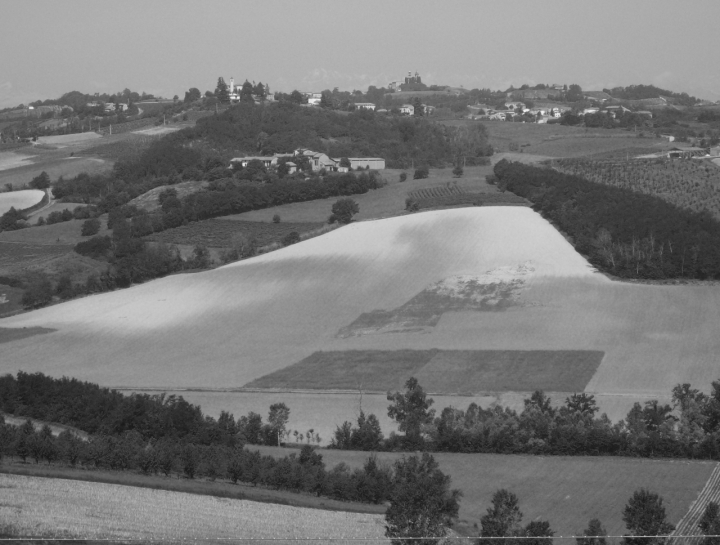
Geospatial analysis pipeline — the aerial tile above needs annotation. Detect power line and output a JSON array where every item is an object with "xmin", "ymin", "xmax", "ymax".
[{"xmin": 0, "ymin": 537, "xmax": 714, "ymax": 542}]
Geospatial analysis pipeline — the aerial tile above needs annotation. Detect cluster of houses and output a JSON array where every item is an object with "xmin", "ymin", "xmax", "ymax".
[
  {"xmin": 229, "ymin": 148, "xmax": 385, "ymax": 174},
  {"xmin": 86, "ymin": 101, "xmax": 129, "ymax": 113},
  {"xmin": 469, "ymin": 102, "xmax": 572, "ymax": 123},
  {"xmin": 469, "ymin": 99, "xmax": 657, "ymax": 124}
]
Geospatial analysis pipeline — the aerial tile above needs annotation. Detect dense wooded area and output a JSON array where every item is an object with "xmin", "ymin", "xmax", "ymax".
[
  {"xmin": 494, "ymin": 160, "xmax": 720, "ymax": 280},
  {"xmin": 552, "ymin": 159, "xmax": 720, "ymax": 221}
]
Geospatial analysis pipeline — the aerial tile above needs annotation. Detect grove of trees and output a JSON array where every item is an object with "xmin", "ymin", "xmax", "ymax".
[{"xmin": 494, "ymin": 160, "xmax": 720, "ymax": 280}]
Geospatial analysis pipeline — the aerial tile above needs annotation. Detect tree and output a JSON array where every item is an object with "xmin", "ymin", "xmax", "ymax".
[
  {"xmin": 21, "ymin": 272, "xmax": 53, "ymax": 309},
  {"xmin": 339, "ymin": 157, "xmax": 351, "ymax": 169},
  {"xmin": 622, "ymin": 488, "xmax": 675, "ymax": 545},
  {"xmin": 268, "ymin": 403, "xmax": 290, "ymax": 446},
  {"xmin": 328, "ymin": 198, "xmax": 359, "ymax": 224},
  {"xmin": 699, "ymin": 502, "xmax": 720, "ymax": 545},
  {"xmin": 29, "ymin": 171, "xmax": 50, "ymax": 189},
  {"xmin": 320, "ymin": 91, "xmax": 333, "ymax": 108},
  {"xmin": 241, "ymin": 80, "xmax": 254, "ymax": 103},
  {"xmin": 413, "ymin": 166, "xmax": 429, "ymax": 179},
  {"xmin": 282, "ymin": 231, "xmax": 300, "ymax": 246},
  {"xmin": 413, "ymin": 97, "xmax": 424, "ymax": 117},
  {"xmin": 81, "ymin": 218, "xmax": 101, "ymax": 236},
  {"xmin": 253, "ymin": 82, "xmax": 266, "ymax": 100},
  {"xmin": 452, "ymin": 165, "xmax": 464, "ymax": 177},
  {"xmin": 479, "ymin": 489, "xmax": 524, "ymax": 545},
  {"xmin": 566, "ymin": 84, "xmax": 584, "ymax": 102},
  {"xmin": 215, "ymin": 77, "xmax": 230, "ymax": 104},
  {"xmin": 399, "ymin": 172, "xmax": 407, "ymax": 182},
  {"xmin": 272, "ymin": 214, "xmax": 281, "ymax": 223},
  {"xmin": 577, "ymin": 519, "xmax": 607, "ymax": 545},
  {"xmin": 385, "ymin": 452, "xmax": 461, "ymax": 545},
  {"xmin": 387, "ymin": 377, "xmax": 435, "ymax": 447},
  {"xmin": 525, "ymin": 520, "xmax": 554, "ymax": 545},
  {"xmin": 290, "ymin": 90, "xmax": 305, "ymax": 104},
  {"xmin": 184, "ymin": 88, "xmax": 201, "ymax": 103}
]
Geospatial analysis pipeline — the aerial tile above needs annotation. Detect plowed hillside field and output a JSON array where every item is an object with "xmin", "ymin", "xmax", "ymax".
[{"xmin": 2, "ymin": 207, "xmax": 720, "ymax": 420}]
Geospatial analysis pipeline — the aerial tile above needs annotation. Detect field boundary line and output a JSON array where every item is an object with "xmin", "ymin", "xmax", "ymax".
[{"xmin": 672, "ymin": 462, "xmax": 720, "ymax": 544}]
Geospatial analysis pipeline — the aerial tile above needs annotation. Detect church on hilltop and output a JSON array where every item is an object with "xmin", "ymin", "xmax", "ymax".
[{"xmin": 405, "ymin": 71, "xmax": 422, "ymax": 85}]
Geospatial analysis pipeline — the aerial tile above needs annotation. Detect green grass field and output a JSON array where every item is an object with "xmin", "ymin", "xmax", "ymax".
[
  {"xmin": 146, "ymin": 219, "xmax": 326, "ymax": 249},
  {"xmin": 220, "ymin": 166, "xmax": 498, "ymax": 223},
  {"xmin": 254, "ymin": 445, "xmax": 716, "ymax": 538},
  {"xmin": 449, "ymin": 120, "xmax": 673, "ymax": 158},
  {"xmin": 0, "ymin": 217, "xmax": 111, "ymax": 245},
  {"xmin": 245, "ymin": 349, "xmax": 604, "ymax": 394}
]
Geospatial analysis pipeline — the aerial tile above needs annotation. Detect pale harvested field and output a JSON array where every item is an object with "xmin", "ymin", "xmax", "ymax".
[
  {"xmin": 35, "ymin": 132, "xmax": 102, "ymax": 146},
  {"xmin": 0, "ymin": 151, "xmax": 36, "ymax": 172},
  {"xmin": 0, "ymin": 473, "xmax": 387, "ymax": 543},
  {"xmin": 2, "ymin": 207, "xmax": 720, "ymax": 417},
  {"xmin": 0, "ymin": 189, "xmax": 44, "ymax": 214}
]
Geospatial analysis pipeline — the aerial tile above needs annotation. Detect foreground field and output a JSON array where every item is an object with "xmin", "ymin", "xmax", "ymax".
[
  {"xmin": 2, "ymin": 207, "xmax": 720, "ymax": 419},
  {"xmin": 0, "ymin": 473, "xmax": 386, "ymax": 543},
  {"xmin": 255, "ymin": 446, "xmax": 716, "ymax": 538}
]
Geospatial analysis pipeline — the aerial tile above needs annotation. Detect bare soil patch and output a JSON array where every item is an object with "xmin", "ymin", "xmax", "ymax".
[
  {"xmin": 245, "ymin": 348, "xmax": 603, "ymax": 394},
  {"xmin": 0, "ymin": 326, "xmax": 54, "ymax": 344}
]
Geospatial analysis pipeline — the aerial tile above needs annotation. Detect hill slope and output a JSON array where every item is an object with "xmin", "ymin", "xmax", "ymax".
[{"xmin": 1, "ymin": 207, "xmax": 720, "ymax": 411}]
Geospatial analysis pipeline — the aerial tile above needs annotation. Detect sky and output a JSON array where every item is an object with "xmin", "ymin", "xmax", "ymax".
[{"xmin": 1, "ymin": 0, "xmax": 719, "ymax": 108}]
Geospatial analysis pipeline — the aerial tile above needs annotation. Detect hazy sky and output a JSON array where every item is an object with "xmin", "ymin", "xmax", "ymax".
[{"xmin": 2, "ymin": 0, "xmax": 719, "ymax": 108}]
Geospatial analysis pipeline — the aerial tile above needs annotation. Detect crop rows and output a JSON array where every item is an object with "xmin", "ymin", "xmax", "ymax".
[
  {"xmin": 554, "ymin": 158, "xmax": 720, "ymax": 220},
  {"xmin": 415, "ymin": 192, "xmax": 528, "ymax": 209},
  {"xmin": 672, "ymin": 463, "xmax": 720, "ymax": 544},
  {"xmin": 408, "ymin": 182, "xmax": 465, "ymax": 201}
]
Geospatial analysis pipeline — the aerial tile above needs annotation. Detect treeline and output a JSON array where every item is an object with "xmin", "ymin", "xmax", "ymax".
[
  {"xmin": 493, "ymin": 160, "xmax": 720, "ymax": 280},
  {"xmin": 0, "ymin": 419, "xmax": 393, "ymax": 504},
  {"xmin": 0, "ymin": 372, "xmax": 395, "ymax": 505},
  {"xmin": 605, "ymin": 84, "xmax": 699, "ymax": 106},
  {"xmin": 329, "ymin": 377, "xmax": 720, "ymax": 460}
]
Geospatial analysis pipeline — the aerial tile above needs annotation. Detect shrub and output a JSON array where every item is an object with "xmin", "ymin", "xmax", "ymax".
[
  {"xmin": 272, "ymin": 214, "xmax": 281, "ymax": 223},
  {"xmin": 413, "ymin": 166, "xmax": 429, "ymax": 179},
  {"xmin": 452, "ymin": 165, "xmax": 464, "ymax": 178},
  {"xmin": 405, "ymin": 198, "xmax": 419, "ymax": 212},
  {"xmin": 282, "ymin": 231, "xmax": 300, "ymax": 246},
  {"xmin": 75, "ymin": 236, "xmax": 112, "ymax": 259},
  {"xmin": 81, "ymin": 218, "xmax": 101, "ymax": 237},
  {"xmin": 21, "ymin": 273, "xmax": 54, "ymax": 309},
  {"xmin": 328, "ymin": 198, "xmax": 359, "ymax": 224},
  {"xmin": 399, "ymin": 172, "xmax": 407, "ymax": 182}
]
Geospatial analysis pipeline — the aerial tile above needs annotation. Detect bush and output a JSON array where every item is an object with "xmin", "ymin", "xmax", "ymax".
[
  {"xmin": 405, "ymin": 198, "xmax": 419, "ymax": 212},
  {"xmin": 272, "ymin": 214, "xmax": 281, "ymax": 223},
  {"xmin": 328, "ymin": 198, "xmax": 359, "ymax": 224},
  {"xmin": 75, "ymin": 236, "xmax": 112, "ymax": 259},
  {"xmin": 81, "ymin": 218, "xmax": 101, "ymax": 236},
  {"xmin": 21, "ymin": 273, "xmax": 54, "ymax": 309},
  {"xmin": 399, "ymin": 172, "xmax": 407, "ymax": 182},
  {"xmin": 413, "ymin": 166, "xmax": 429, "ymax": 179},
  {"xmin": 282, "ymin": 231, "xmax": 300, "ymax": 246},
  {"xmin": 452, "ymin": 165, "xmax": 464, "ymax": 178}
]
